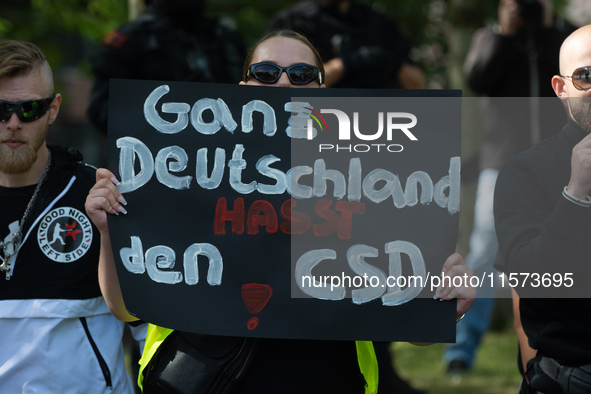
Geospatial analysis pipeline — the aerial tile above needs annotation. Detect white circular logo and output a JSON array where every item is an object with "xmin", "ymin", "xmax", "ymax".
[{"xmin": 37, "ymin": 207, "xmax": 93, "ymax": 263}]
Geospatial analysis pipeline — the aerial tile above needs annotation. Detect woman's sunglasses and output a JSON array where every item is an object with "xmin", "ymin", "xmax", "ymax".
[
  {"xmin": 0, "ymin": 95, "xmax": 56, "ymax": 123},
  {"xmin": 247, "ymin": 62, "xmax": 322, "ymax": 85},
  {"xmin": 561, "ymin": 66, "xmax": 591, "ymax": 91}
]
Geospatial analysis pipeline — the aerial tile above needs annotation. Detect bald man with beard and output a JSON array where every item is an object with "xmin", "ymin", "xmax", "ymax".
[{"xmin": 494, "ymin": 25, "xmax": 591, "ymax": 393}]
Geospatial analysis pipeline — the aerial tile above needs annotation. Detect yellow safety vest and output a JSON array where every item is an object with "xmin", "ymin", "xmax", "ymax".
[{"xmin": 138, "ymin": 324, "xmax": 378, "ymax": 394}]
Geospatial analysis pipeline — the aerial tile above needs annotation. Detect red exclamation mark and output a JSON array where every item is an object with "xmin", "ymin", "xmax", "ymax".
[{"xmin": 241, "ymin": 283, "xmax": 273, "ymax": 330}]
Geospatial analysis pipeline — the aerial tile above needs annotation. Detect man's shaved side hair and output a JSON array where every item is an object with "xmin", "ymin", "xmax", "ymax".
[{"xmin": 0, "ymin": 40, "xmax": 54, "ymax": 95}]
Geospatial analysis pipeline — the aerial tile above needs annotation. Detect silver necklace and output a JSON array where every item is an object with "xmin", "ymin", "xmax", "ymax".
[{"xmin": 0, "ymin": 150, "xmax": 52, "ymax": 274}]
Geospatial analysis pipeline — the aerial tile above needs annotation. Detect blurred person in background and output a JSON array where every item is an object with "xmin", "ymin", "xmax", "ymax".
[
  {"xmin": 87, "ymin": 0, "xmax": 246, "ymax": 135},
  {"xmin": 266, "ymin": 0, "xmax": 425, "ymax": 89}
]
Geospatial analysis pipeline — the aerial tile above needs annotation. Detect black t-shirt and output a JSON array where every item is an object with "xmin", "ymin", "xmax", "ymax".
[
  {"xmin": 0, "ymin": 146, "xmax": 101, "ymax": 301},
  {"xmin": 238, "ymin": 339, "xmax": 365, "ymax": 393},
  {"xmin": 0, "ymin": 184, "xmax": 36, "ymax": 242},
  {"xmin": 495, "ymin": 117, "xmax": 591, "ymax": 364}
]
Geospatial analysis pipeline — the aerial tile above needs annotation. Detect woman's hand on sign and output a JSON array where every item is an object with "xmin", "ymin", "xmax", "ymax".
[
  {"xmin": 85, "ymin": 169, "xmax": 137, "ymax": 322},
  {"xmin": 85, "ymin": 168, "xmax": 128, "ymax": 235},
  {"xmin": 433, "ymin": 252, "xmax": 477, "ymax": 321},
  {"xmin": 411, "ymin": 253, "xmax": 475, "ymax": 346}
]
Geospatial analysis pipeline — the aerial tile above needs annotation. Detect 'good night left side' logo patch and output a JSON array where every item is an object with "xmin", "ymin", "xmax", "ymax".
[{"xmin": 37, "ymin": 207, "xmax": 93, "ymax": 263}]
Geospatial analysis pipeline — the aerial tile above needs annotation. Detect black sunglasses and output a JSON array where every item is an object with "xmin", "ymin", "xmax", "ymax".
[
  {"xmin": 561, "ymin": 66, "xmax": 591, "ymax": 91},
  {"xmin": 0, "ymin": 95, "xmax": 56, "ymax": 123},
  {"xmin": 247, "ymin": 62, "xmax": 322, "ymax": 85}
]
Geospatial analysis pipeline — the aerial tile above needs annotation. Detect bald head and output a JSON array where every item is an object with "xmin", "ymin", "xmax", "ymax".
[
  {"xmin": 559, "ymin": 25, "xmax": 591, "ymax": 76},
  {"xmin": 552, "ymin": 25, "xmax": 591, "ymax": 131}
]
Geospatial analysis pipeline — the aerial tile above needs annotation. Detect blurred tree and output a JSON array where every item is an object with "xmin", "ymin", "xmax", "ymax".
[
  {"xmin": 30, "ymin": 0, "xmax": 127, "ymax": 42},
  {"xmin": 2, "ymin": 0, "xmax": 127, "ymax": 71}
]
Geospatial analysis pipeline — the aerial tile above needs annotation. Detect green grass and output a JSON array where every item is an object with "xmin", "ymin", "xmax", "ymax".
[{"xmin": 390, "ymin": 329, "xmax": 523, "ymax": 394}]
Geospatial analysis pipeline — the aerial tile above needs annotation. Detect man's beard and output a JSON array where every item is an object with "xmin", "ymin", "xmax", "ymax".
[
  {"xmin": 0, "ymin": 128, "xmax": 47, "ymax": 174},
  {"xmin": 569, "ymin": 97, "xmax": 591, "ymax": 132}
]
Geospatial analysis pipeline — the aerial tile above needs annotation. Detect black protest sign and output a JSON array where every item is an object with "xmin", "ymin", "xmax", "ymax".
[{"xmin": 107, "ymin": 79, "xmax": 461, "ymax": 342}]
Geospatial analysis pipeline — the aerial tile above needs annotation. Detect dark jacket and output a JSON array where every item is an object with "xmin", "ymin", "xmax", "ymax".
[
  {"xmin": 88, "ymin": 8, "xmax": 246, "ymax": 134},
  {"xmin": 267, "ymin": 0, "xmax": 412, "ymax": 89},
  {"xmin": 495, "ymin": 117, "xmax": 591, "ymax": 365}
]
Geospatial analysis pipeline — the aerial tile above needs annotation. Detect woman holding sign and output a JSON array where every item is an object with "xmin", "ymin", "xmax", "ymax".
[{"xmin": 86, "ymin": 29, "xmax": 475, "ymax": 394}]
